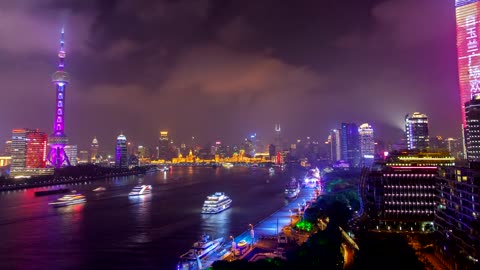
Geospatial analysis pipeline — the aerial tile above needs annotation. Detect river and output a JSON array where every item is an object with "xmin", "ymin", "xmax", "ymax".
[{"xmin": 0, "ymin": 166, "xmax": 294, "ymax": 270}]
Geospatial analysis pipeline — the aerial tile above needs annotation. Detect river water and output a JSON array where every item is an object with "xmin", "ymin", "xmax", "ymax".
[{"xmin": 0, "ymin": 167, "xmax": 294, "ymax": 270}]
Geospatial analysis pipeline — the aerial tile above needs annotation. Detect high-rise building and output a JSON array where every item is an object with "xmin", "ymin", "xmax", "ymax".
[
  {"xmin": 26, "ymin": 130, "xmax": 48, "ymax": 168},
  {"xmin": 329, "ymin": 129, "xmax": 341, "ymax": 162},
  {"xmin": 340, "ymin": 123, "xmax": 361, "ymax": 167},
  {"xmin": 78, "ymin": 150, "xmax": 89, "ymax": 164},
  {"xmin": 115, "ymin": 133, "xmax": 128, "ymax": 168},
  {"xmin": 465, "ymin": 97, "xmax": 480, "ymax": 161},
  {"xmin": 358, "ymin": 123, "xmax": 375, "ymax": 157},
  {"xmin": 48, "ymin": 28, "xmax": 71, "ymax": 168},
  {"xmin": 11, "ymin": 129, "xmax": 52, "ymax": 177},
  {"xmin": 11, "ymin": 129, "xmax": 28, "ymax": 172},
  {"xmin": 158, "ymin": 131, "xmax": 169, "ymax": 160},
  {"xmin": 90, "ymin": 137, "xmax": 99, "ymax": 163},
  {"xmin": 64, "ymin": 145, "xmax": 78, "ymax": 166},
  {"xmin": 137, "ymin": 145, "xmax": 146, "ymax": 158},
  {"xmin": 405, "ymin": 112, "xmax": 430, "ymax": 151},
  {"xmin": 436, "ymin": 166, "xmax": 480, "ymax": 269},
  {"xmin": 360, "ymin": 151, "xmax": 455, "ymax": 232},
  {"xmin": 3, "ymin": 140, "xmax": 11, "ymax": 156},
  {"xmin": 456, "ymin": 0, "xmax": 480, "ymax": 127},
  {"xmin": 274, "ymin": 124, "xmax": 282, "ymax": 153}
]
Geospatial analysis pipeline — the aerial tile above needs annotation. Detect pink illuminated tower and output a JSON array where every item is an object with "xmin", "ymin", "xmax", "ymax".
[{"xmin": 48, "ymin": 28, "xmax": 71, "ymax": 168}]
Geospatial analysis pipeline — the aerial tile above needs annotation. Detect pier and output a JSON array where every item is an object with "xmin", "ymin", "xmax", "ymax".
[{"xmin": 199, "ymin": 187, "xmax": 321, "ymax": 269}]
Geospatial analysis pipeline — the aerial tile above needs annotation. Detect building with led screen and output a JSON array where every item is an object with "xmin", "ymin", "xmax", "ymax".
[{"xmin": 456, "ymin": 0, "xmax": 480, "ymax": 126}]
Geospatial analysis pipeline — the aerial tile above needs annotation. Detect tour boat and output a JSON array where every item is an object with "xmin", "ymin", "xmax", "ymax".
[
  {"xmin": 49, "ymin": 194, "xmax": 86, "ymax": 208},
  {"xmin": 93, "ymin": 187, "xmax": 106, "ymax": 192},
  {"xmin": 201, "ymin": 192, "xmax": 232, "ymax": 214},
  {"xmin": 128, "ymin": 185, "xmax": 152, "ymax": 196}
]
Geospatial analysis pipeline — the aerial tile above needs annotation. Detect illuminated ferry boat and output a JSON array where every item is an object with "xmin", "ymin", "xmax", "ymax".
[
  {"xmin": 201, "ymin": 192, "xmax": 232, "ymax": 214},
  {"xmin": 93, "ymin": 186, "xmax": 106, "ymax": 192},
  {"xmin": 128, "ymin": 185, "xmax": 152, "ymax": 196},
  {"xmin": 177, "ymin": 234, "xmax": 224, "ymax": 270},
  {"xmin": 222, "ymin": 162, "xmax": 234, "ymax": 168},
  {"xmin": 49, "ymin": 194, "xmax": 86, "ymax": 208},
  {"xmin": 285, "ymin": 178, "xmax": 301, "ymax": 199}
]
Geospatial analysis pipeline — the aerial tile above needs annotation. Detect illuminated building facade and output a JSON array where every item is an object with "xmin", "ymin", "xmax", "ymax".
[
  {"xmin": 116, "ymin": 133, "xmax": 128, "ymax": 169},
  {"xmin": 360, "ymin": 151, "xmax": 455, "ymax": 232},
  {"xmin": 158, "ymin": 131, "xmax": 170, "ymax": 160},
  {"xmin": 48, "ymin": 28, "xmax": 71, "ymax": 168},
  {"xmin": 90, "ymin": 137, "xmax": 99, "ymax": 163},
  {"xmin": 329, "ymin": 129, "xmax": 341, "ymax": 162},
  {"xmin": 3, "ymin": 140, "xmax": 11, "ymax": 156},
  {"xmin": 11, "ymin": 129, "xmax": 28, "ymax": 173},
  {"xmin": 64, "ymin": 145, "xmax": 78, "ymax": 166},
  {"xmin": 465, "ymin": 97, "xmax": 480, "ymax": 161},
  {"xmin": 358, "ymin": 123, "xmax": 375, "ymax": 157},
  {"xmin": 456, "ymin": 0, "xmax": 480, "ymax": 127},
  {"xmin": 405, "ymin": 112, "xmax": 430, "ymax": 151},
  {"xmin": 10, "ymin": 129, "xmax": 53, "ymax": 177},
  {"xmin": 340, "ymin": 123, "xmax": 361, "ymax": 167},
  {"xmin": 26, "ymin": 130, "xmax": 48, "ymax": 168},
  {"xmin": 274, "ymin": 124, "xmax": 282, "ymax": 153},
  {"xmin": 435, "ymin": 166, "xmax": 480, "ymax": 269}
]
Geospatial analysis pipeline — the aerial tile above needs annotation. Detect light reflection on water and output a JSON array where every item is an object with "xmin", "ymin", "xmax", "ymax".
[
  {"xmin": 129, "ymin": 194, "xmax": 152, "ymax": 244},
  {"xmin": 0, "ymin": 167, "xmax": 292, "ymax": 270}
]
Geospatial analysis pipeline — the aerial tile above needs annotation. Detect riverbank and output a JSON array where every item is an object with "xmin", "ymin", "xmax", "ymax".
[{"xmin": 0, "ymin": 165, "xmax": 153, "ymax": 192}]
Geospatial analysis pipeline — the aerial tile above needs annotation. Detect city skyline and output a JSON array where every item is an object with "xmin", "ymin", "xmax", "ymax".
[{"xmin": 0, "ymin": 0, "xmax": 461, "ymax": 150}]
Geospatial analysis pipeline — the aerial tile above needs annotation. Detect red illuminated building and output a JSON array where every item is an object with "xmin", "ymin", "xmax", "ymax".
[{"xmin": 26, "ymin": 130, "xmax": 47, "ymax": 168}]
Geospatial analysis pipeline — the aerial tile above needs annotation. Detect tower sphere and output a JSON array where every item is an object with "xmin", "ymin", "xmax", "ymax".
[{"xmin": 52, "ymin": 71, "xmax": 70, "ymax": 83}]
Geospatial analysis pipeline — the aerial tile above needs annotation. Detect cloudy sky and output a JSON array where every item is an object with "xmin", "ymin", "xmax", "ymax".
[{"xmin": 0, "ymin": 0, "xmax": 461, "ymax": 151}]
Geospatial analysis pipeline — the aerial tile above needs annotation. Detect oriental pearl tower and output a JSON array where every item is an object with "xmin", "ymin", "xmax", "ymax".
[{"xmin": 48, "ymin": 28, "xmax": 71, "ymax": 168}]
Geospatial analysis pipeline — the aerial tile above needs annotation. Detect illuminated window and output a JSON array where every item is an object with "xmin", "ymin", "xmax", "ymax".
[
  {"xmin": 58, "ymin": 101, "xmax": 63, "ymax": 107},
  {"xmin": 57, "ymin": 109, "xmax": 62, "ymax": 115},
  {"xmin": 58, "ymin": 93, "xmax": 63, "ymax": 99},
  {"xmin": 57, "ymin": 116, "xmax": 62, "ymax": 123}
]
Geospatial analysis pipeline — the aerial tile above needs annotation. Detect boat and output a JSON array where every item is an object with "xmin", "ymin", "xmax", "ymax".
[
  {"xmin": 201, "ymin": 192, "xmax": 232, "ymax": 214},
  {"xmin": 222, "ymin": 162, "xmax": 233, "ymax": 168},
  {"xmin": 285, "ymin": 178, "xmax": 301, "ymax": 199},
  {"xmin": 35, "ymin": 188, "xmax": 70, "ymax": 196},
  {"xmin": 128, "ymin": 185, "xmax": 152, "ymax": 196},
  {"xmin": 177, "ymin": 234, "xmax": 224, "ymax": 270},
  {"xmin": 93, "ymin": 187, "xmax": 106, "ymax": 192},
  {"xmin": 48, "ymin": 194, "xmax": 86, "ymax": 208}
]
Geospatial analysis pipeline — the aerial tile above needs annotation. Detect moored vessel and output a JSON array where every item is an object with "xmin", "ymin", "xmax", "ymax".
[
  {"xmin": 177, "ymin": 234, "xmax": 224, "ymax": 270},
  {"xmin": 285, "ymin": 178, "xmax": 300, "ymax": 199}
]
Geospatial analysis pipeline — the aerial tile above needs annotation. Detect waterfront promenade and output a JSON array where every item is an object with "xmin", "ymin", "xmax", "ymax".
[{"xmin": 200, "ymin": 187, "xmax": 320, "ymax": 268}]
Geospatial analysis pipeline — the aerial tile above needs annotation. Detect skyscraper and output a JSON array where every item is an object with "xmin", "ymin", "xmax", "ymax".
[
  {"xmin": 405, "ymin": 112, "xmax": 429, "ymax": 151},
  {"xmin": 48, "ymin": 28, "xmax": 71, "ymax": 168},
  {"xmin": 340, "ymin": 123, "xmax": 361, "ymax": 167},
  {"xmin": 358, "ymin": 123, "xmax": 375, "ymax": 157},
  {"xmin": 456, "ymin": 0, "xmax": 480, "ymax": 127},
  {"xmin": 329, "ymin": 129, "xmax": 341, "ymax": 162},
  {"xmin": 11, "ymin": 129, "xmax": 52, "ymax": 177},
  {"xmin": 26, "ymin": 130, "xmax": 48, "ymax": 168},
  {"xmin": 11, "ymin": 129, "xmax": 28, "ymax": 173},
  {"xmin": 90, "ymin": 137, "xmax": 99, "ymax": 163},
  {"xmin": 115, "ymin": 133, "xmax": 128, "ymax": 169},
  {"xmin": 158, "ymin": 131, "xmax": 170, "ymax": 160},
  {"xmin": 64, "ymin": 145, "xmax": 78, "ymax": 166},
  {"xmin": 274, "ymin": 124, "xmax": 282, "ymax": 153},
  {"xmin": 465, "ymin": 97, "xmax": 480, "ymax": 161}
]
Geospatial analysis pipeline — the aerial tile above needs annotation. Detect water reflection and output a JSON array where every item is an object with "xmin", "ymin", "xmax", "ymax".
[
  {"xmin": 201, "ymin": 209, "xmax": 233, "ymax": 239},
  {"xmin": 128, "ymin": 195, "xmax": 152, "ymax": 244}
]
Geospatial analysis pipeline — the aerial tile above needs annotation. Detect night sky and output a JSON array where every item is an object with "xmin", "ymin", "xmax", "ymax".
[{"xmin": 0, "ymin": 0, "xmax": 461, "ymax": 151}]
